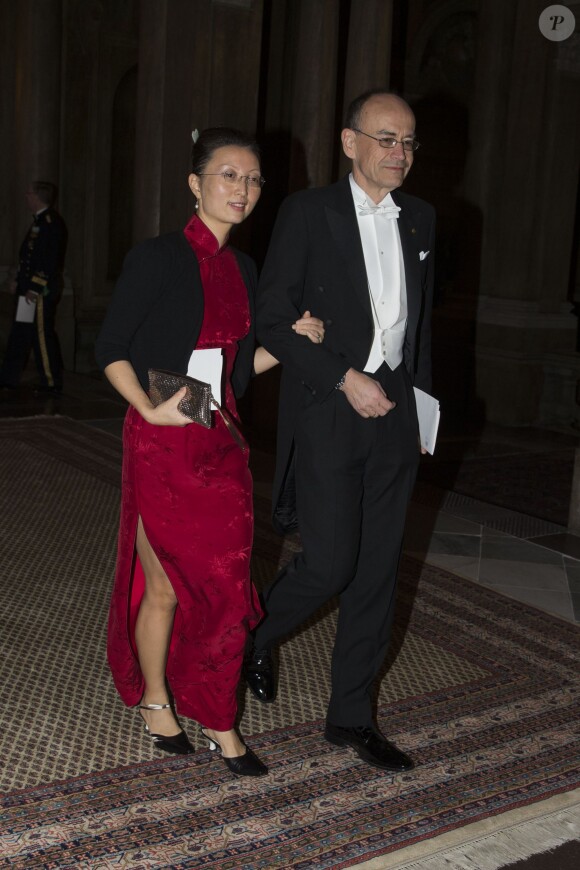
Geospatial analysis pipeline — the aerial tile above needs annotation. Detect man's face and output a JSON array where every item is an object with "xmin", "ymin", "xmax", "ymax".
[
  {"xmin": 341, "ymin": 95, "xmax": 416, "ymax": 203},
  {"xmin": 25, "ymin": 188, "xmax": 43, "ymax": 213}
]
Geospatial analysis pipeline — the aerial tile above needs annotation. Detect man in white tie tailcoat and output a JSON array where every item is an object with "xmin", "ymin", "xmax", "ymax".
[{"xmin": 245, "ymin": 90, "xmax": 436, "ymax": 771}]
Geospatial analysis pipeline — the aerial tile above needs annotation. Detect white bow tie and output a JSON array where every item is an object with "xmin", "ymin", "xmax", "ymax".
[{"xmin": 358, "ymin": 203, "xmax": 401, "ymax": 218}]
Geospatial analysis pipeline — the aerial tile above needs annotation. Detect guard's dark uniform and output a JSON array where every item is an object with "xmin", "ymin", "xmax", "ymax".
[{"xmin": 0, "ymin": 207, "xmax": 67, "ymax": 391}]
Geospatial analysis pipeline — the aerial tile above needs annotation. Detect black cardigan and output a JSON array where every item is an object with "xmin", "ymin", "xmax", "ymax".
[{"xmin": 95, "ymin": 231, "xmax": 257, "ymax": 397}]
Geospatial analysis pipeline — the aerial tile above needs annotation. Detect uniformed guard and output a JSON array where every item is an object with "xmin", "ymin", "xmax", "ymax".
[{"xmin": 0, "ymin": 181, "xmax": 67, "ymax": 393}]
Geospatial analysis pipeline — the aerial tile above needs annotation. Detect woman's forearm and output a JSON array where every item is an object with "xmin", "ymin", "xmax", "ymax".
[
  {"xmin": 104, "ymin": 360, "xmax": 155, "ymax": 418},
  {"xmin": 253, "ymin": 345, "xmax": 279, "ymax": 375},
  {"xmin": 253, "ymin": 312, "xmax": 326, "ymax": 375},
  {"xmin": 104, "ymin": 360, "xmax": 191, "ymax": 427}
]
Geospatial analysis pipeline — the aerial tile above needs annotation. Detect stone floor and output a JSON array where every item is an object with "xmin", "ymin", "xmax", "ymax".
[
  {"xmin": 404, "ymin": 497, "xmax": 580, "ymax": 624},
  {"xmin": 2, "ymin": 369, "xmax": 579, "ymax": 626}
]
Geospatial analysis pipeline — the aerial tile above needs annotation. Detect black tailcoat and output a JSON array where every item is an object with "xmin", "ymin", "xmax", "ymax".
[{"xmin": 257, "ymin": 175, "xmax": 436, "ymax": 532}]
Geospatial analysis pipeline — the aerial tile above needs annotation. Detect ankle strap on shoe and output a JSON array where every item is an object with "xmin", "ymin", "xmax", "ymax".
[{"xmin": 139, "ymin": 702, "xmax": 171, "ymax": 710}]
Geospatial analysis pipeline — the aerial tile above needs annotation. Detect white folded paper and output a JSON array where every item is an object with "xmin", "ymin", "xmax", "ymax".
[
  {"xmin": 413, "ymin": 386, "xmax": 440, "ymax": 454},
  {"xmin": 187, "ymin": 347, "xmax": 223, "ymax": 405},
  {"xmin": 15, "ymin": 296, "xmax": 36, "ymax": 323}
]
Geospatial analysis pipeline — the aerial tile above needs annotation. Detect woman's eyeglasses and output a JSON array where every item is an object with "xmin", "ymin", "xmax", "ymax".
[{"xmin": 198, "ymin": 171, "xmax": 266, "ymax": 189}]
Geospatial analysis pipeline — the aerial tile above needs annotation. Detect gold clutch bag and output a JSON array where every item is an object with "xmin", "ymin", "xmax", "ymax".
[{"xmin": 148, "ymin": 368, "xmax": 246, "ymax": 450}]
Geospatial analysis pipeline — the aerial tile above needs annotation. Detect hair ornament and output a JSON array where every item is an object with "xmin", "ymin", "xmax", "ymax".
[{"xmin": 191, "ymin": 129, "xmax": 200, "ymax": 144}]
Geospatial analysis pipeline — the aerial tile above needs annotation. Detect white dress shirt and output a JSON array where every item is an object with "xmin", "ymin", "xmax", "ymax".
[{"xmin": 349, "ymin": 174, "xmax": 407, "ymax": 372}]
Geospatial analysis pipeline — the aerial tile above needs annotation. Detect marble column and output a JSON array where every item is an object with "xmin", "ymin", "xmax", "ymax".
[
  {"xmin": 338, "ymin": 0, "xmax": 394, "ymax": 177},
  {"xmin": 288, "ymin": 0, "xmax": 340, "ymax": 190},
  {"xmin": 133, "ymin": 0, "xmax": 168, "ymax": 243},
  {"xmin": 464, "ymin": 0, "xmax": 580, "ymax": 427},
  {"xmin": 60, "ymin": 1, "xmax": 138, "ymax": 373},
  {"xmin": 1, "ymin": 0, "xmax": 63, "ymax": 356},
  {"xmin": 133, "ymin": 0, "xmax": 264, "ymax": 242},
  {"xmin": 0, "ymin": 1, "xmax": 18, "ymax": 270},
  {"xmin": 14, "ymin": 0, "xmax": 63, "ymax": 225}
]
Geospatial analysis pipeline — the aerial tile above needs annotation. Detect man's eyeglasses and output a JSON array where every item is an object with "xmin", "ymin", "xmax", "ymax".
[
  {"xmin": 352, "ymin": 129, "xmax": 420, "ymax": 152},
  {"xmin": 198, "ymin": 171, "xmax": 266, "ymax": 189}
]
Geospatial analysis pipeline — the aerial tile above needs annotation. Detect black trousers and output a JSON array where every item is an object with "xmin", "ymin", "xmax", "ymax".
[
  {"xmin": 0, "ymin": 296, "xmax": 62, "ymax": 390},
  {"xmin": 254, "ymin": 362, "xmax": 420, "ymax": 727}
]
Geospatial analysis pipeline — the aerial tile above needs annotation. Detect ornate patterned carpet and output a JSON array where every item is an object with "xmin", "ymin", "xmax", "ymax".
[{"xmin": 0, "ymin": 417, "xmax": 579, "ymax": 868}]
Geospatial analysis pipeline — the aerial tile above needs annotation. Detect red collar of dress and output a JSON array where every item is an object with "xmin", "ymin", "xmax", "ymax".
[{"xmin": 183, "ymin": 214, "xmax": 228, "ymax": 260}]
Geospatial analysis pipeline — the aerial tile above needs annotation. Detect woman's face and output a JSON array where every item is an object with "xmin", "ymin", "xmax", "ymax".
[{"xmin": 188, "ymin": 145, "xmax": 262, "ymax": 239}]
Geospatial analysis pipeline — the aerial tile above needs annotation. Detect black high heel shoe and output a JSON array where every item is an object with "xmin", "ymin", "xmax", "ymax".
[
  {"xmin": 138, "ymin": 702, "xmax": 194, "ymax": 755},
  {"xmin": 200, "ymin": 727, "xmax": 268, "ymax": 777}
]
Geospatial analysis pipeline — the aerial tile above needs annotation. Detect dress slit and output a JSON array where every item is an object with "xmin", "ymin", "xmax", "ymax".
[{"xmin": 106, "ymin": 217, "xmax": 263, "ymax": 730}]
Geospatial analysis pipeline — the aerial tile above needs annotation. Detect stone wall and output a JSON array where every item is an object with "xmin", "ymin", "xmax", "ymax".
[{"xmin": 1, "ymin": 0, "xmax": 578, "ymax": 431}]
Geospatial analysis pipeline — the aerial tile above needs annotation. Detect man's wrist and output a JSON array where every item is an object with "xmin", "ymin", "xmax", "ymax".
[{"xmin": 335, "ymin": 372, "xmax": 348, "ymax": 391}]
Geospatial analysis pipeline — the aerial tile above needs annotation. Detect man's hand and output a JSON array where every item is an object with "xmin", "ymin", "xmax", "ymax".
[
  {"xmin": 25, "ymin": 290, "xmax": 38, "ymax": 304},
  {"xmin": 339, "ymin": 368, "xmax": 396, "ymax": 419}
]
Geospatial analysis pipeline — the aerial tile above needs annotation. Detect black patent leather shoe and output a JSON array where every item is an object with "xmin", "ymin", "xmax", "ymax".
[
  {"xmin": 324, "ymin": 723, "xmax": 414, "ymax": 771},
  {"xmin": 139, "ymin": 702, "xmax": 194, "ymax": 755},
  {"xmin": 201, "ymin": 728, "xmax": 268, "ymax": 777},
  {"xmin": 244, "ymin": 647, "xmax": 276, "ymax": 703}
]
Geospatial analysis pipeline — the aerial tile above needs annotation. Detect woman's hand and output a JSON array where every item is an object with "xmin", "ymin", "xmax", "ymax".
[
  {"xmin": 103, "ymin": 362, "xmax": 192, "ymax": 426},
  {"xmin": 292, "ymin": 310, "xmax": 325, "ymax": 345},
  {"xmin": 253, "ymin": 311, "xmax": 326, "ymax": 375},
  {"xmin": 142, "ymin": 387, "xmax": 191, "ymax": 427}
]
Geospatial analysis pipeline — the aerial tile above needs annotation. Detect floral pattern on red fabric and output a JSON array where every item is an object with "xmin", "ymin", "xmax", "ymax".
[{"xmin": 106, "ymin": 215, "xmax": 261, "ymax": 730}]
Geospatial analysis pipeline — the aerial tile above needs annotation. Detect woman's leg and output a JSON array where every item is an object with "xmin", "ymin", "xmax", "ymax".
[
  {"xmin": 135, "ymin": 518, "xmax": 247, "ymax": 754},
  {"xmin": 134, "ymin": 517, "xmax": 181, "ymax": 736}
]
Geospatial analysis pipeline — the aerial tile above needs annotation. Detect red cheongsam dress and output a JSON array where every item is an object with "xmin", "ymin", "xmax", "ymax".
[{"xmin": 106, "ymin": 214, "xmax": 262, "ymax": 730}]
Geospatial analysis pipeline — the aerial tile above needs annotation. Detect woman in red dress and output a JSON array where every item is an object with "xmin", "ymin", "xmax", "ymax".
[{"xmin": 96, "ymin": 128, "xmax": 324, "ymax": 777}]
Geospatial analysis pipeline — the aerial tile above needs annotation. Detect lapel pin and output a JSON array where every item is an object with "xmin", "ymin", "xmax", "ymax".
[{"xmin": 411, "ymin": 227, "xmax": 416, "ymax": 234}]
